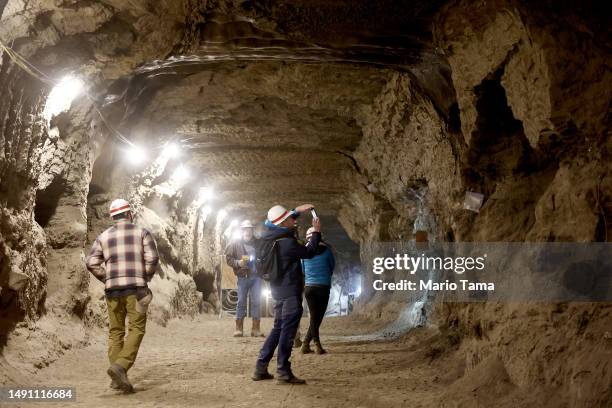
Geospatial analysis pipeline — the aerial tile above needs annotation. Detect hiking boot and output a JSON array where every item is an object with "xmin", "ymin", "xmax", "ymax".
[
  {"xmin": 109, "ymin": 380, "xmax": 121, "ymax": 390},
  {"xmin": 251, "ymin": 370, "xmax": 274, "ymax": 381},
  {"xmin": 314, "ymin": 340, "xmax": 327, "ymax": 355},
  {"xmin": 300, "ymin": 341, "xmax": 313, "ymax": 354},
  {"xmin": 107, "ymin": 364, "xmax": 134, "ymax": 393},
  {"xmin": 233, "ymin": 318, "xmax": 244, "ymax": 337},
  {"xmin": 251, "ymin": 319, "xmax": 265, "ymax": 337},
  {"xmin": 277, "ymin": 374, "xmax": 306, "ymax": 385}
]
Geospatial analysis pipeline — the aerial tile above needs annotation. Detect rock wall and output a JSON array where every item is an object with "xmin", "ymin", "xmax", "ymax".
[
  {"xmin": 0, "ymin": 0, "xmax": 193, "ymax": 378},
  {"xmin": 337, "ymin": 68, "xmax": 461, "ymax": 321},
  {"xmin": 0, "ymin": 63, "xmax": 49, "ymax": 344},
  {"xmin": 431, "ymin": 2, "xmax": 611, "ymax": 405},
  {"xmin": 337, "ymin": 1, "xmax": 611, "ymax": 406},
  {"xmin": 0, "ymin": 0, "xmax": 609, "ymax": 403},
  {"xmin": 0, "ymin": 67, "xmax": 104, "ymax": 378}
]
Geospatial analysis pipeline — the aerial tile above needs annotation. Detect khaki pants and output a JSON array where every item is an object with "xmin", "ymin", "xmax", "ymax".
[{"xmin": 106, "ymin": 295, "xmax": 147, "ymax": 371}]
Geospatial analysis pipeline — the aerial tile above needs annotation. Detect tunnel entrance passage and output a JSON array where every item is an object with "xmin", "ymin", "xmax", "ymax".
[
  {"xmin": 473, "ymin": 68, "xmax": 523, "ymax": 139},
  {"xmin": 34, "ymin": 178, "xmax": 67, "ymax": 228},
  {"xmin": 463, "ymin": 67, "xmax": 532, "ymax": 196}
]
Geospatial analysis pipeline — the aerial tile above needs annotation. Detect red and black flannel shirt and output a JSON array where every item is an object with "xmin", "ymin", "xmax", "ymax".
[{"xmin": 86, "ymin": 219, "xmax": 159, "ymax": 290}]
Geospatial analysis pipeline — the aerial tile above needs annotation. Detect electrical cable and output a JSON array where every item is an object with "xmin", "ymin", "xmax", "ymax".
[
  {"xmin": 0, "ymin": 39, "xmax": 53, "ymax": 83},
  {"xmin": 0, "ymin": 38, "xmax": 139, "ymax": 148}
]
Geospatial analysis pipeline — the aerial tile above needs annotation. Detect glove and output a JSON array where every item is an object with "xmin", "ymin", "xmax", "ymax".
[{"xmin": 238, "ymin": 255, "xmax": 249, "ymax": 268}]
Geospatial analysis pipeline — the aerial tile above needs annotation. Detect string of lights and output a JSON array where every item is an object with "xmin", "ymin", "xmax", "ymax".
[
  {"xmin": 0, "ymin": 38, "xmax": 251, "ymax": 232},
  {"xmin": 0, "ymin": 38, "xmax": 139, "ymax": 148}
]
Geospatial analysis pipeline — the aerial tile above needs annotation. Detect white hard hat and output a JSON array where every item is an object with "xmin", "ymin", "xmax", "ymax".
[
  {"xmin": 109, "ymin": 198, "xmax": 131, "ymax": 217},
  {"xmin": 267, "ymin": 205, "xmax": 292, "ymax": 226},
  {"xmin": 240, "ymin": 220, "xmax": 254, "ymax": 228}
]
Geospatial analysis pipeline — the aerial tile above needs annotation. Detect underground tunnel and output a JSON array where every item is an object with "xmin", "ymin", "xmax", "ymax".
[{"xmin": 0, "ymin": 0, "xmax": 611, "ymax": 407}]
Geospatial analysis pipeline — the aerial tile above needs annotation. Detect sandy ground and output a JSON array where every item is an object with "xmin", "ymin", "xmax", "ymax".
[{"xmin": 3, "ymin": 314, "xmax": 468, "ymax": 408}]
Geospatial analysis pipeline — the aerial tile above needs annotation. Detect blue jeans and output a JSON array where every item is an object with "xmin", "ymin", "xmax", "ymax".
[
  {"xmin": 236, "ymin": 275, "xmax": 262, "ymax": 320},
  {"xmin": 255, "ymin": 295, "xmax": 303, "ymax": 377}
]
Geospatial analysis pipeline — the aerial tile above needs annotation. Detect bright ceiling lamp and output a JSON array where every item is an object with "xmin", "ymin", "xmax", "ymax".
[
  {"xmin": 163, "ymin": 142, "xmax": 181, "ymax": 159},
  {"xmin": 127, "ymin": 144, "xmax": 147, "ymax": 166},
  {"xmin": 43, "ymin": 75, "xmax": 84, "ymax": 122},
  {"xmin": 172, "ymin": 165, "xmax": 190, "ymax": 182},
  {"xmin": 198, "ymin": 186, "xmax": 215, "ymax": 202}
]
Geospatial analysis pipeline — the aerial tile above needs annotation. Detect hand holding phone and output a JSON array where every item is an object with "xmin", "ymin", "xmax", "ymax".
[
  {"xmin": 312, "ymin": 217, "xmax": 321, "ymax": 232},
  {"xmin": 295, "ymin": 203, "xmax": 315, "ymax": 213}
]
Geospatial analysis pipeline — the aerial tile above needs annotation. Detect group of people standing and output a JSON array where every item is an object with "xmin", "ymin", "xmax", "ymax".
[
  {"xmin": 225, "ymin": 203, "xmax": 335, "ymax": 384},
  {"xmin": 86, "ymin": 199, "xmax": 334, "ymax": 392}
]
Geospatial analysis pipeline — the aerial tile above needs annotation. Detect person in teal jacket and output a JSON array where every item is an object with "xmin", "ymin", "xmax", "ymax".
[{"xmin": 300, "ymin": 227, "xmax": 335, "ymax": 354}]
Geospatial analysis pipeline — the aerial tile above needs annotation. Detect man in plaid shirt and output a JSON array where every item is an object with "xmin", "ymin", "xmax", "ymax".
[{"xmin": 86, "ymin": 198, "xmax": 159, "ymax": 393}]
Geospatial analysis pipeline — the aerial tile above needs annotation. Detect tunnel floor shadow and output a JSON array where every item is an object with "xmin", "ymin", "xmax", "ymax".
[{"xmin": 21, "ymin": 315, "xmax": 564, "ymax": 408}]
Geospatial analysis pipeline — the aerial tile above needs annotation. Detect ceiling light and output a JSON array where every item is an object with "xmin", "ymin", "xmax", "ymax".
[
  {"xmin": 163, "ymin": 142, "xmax": 181, "ymax": 159},
  {"xmin": 43, "ymin": 75, "xmax": 84, "ymax": 122},
  {"xmin": 198, "ymin": 186, "xmax": 215, "ymax": 202},
  {"xmin": 172, "ymin": 165, "xmax": 190, "ymax": 182},
  {"xmin": 127, "ymin": 145, "xmax": 147, "ymax": 165}
]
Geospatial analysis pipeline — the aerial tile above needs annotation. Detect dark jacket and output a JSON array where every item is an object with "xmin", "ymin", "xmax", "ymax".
[
  {"xmin": 261, "ymin": 225, "xmax": 321, "ymax": 299},
  {"xmin": 225, "ymin": 239, "xmax": 258, "ymax": 277}
]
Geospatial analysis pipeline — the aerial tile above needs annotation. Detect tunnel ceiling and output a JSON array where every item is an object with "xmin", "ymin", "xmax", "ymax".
[
  {"xmin": 57, "ymin": 0, "xmax": 451, "ymax": 217},
  {"xmin": 107, "ymin": 61, "xmax": 393, "ymax": 216},
  {"xmin": 0, "ymin": 0, "xmax": 454, "ymax": 219}
]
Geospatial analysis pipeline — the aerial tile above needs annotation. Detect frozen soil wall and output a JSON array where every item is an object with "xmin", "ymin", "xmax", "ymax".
[{"xmin": 339, "ymin": 1, "xmax": 611, "ymax": 406}]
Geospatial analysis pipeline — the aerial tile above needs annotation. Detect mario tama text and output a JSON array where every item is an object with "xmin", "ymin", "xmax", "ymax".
[
  {"xmin": 371, "ymin": 253, "xmax": 495, "ymax": 293},
  {"xmin": 373, "ymin": 279, "xmax": 494, "ymax": 292}
]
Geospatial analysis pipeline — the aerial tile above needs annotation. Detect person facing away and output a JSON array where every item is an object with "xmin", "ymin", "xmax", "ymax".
[
  {"xmin": 85, "ymin": 199, "xmax": 159, "ymax": 393},
  {"xmin": 225, "ymin": 219, "xmax": 265, "ymax": 337},
  {"xmin": 252, "ymin": 203, "xmax": 321, "ymax": 385},
  {"xmin": 300, "ymin": 227, "xmax": 335, "ymax": 355}
]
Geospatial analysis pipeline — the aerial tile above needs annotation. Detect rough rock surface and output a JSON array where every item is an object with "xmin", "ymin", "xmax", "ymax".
[
  {"xmin": 0, "ymin": 0, "xmax": 610, "ymax": 406},
  {"xmin": 426, "ymin": 2, "xmax": 611, "ymax": 406}
]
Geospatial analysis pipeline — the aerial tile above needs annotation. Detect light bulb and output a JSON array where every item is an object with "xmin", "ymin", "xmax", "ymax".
[
  {"xmin": 127, "ymin": 145, "xmax": 147, "ymax": 165},
  {"xmin": 163, "ymin": 142, "xmax": 180, "ymax": 159},
  {"xmin": 43, "ymin": 75, "xmax": 84, "ymax": 121},
  {"xmin": 172, "ymin": 165, "xmax": 190, "ymax": 182}
]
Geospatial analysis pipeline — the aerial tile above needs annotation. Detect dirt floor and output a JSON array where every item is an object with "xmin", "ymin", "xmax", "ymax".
[{"xmin": 3, "ymin": 314, "xmax": 474, "ymax": 408}]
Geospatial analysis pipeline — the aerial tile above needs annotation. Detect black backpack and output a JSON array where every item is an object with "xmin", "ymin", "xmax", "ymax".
[{"xmin": 255, "ymin": 238, "xmax": 286, "ymax": 282}]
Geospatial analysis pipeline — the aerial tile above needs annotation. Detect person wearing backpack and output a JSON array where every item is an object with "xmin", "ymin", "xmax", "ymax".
[
  {"xmin": 225, "ymin": 220, "xmax": 265, "ymax": 337},
  {"xmin": 300, "ymin": 227, "xmax": 335, "ymax": 355},
  {"xmin": 252, "ymin": 203, "xmax": 321, "ymax": 385}
]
